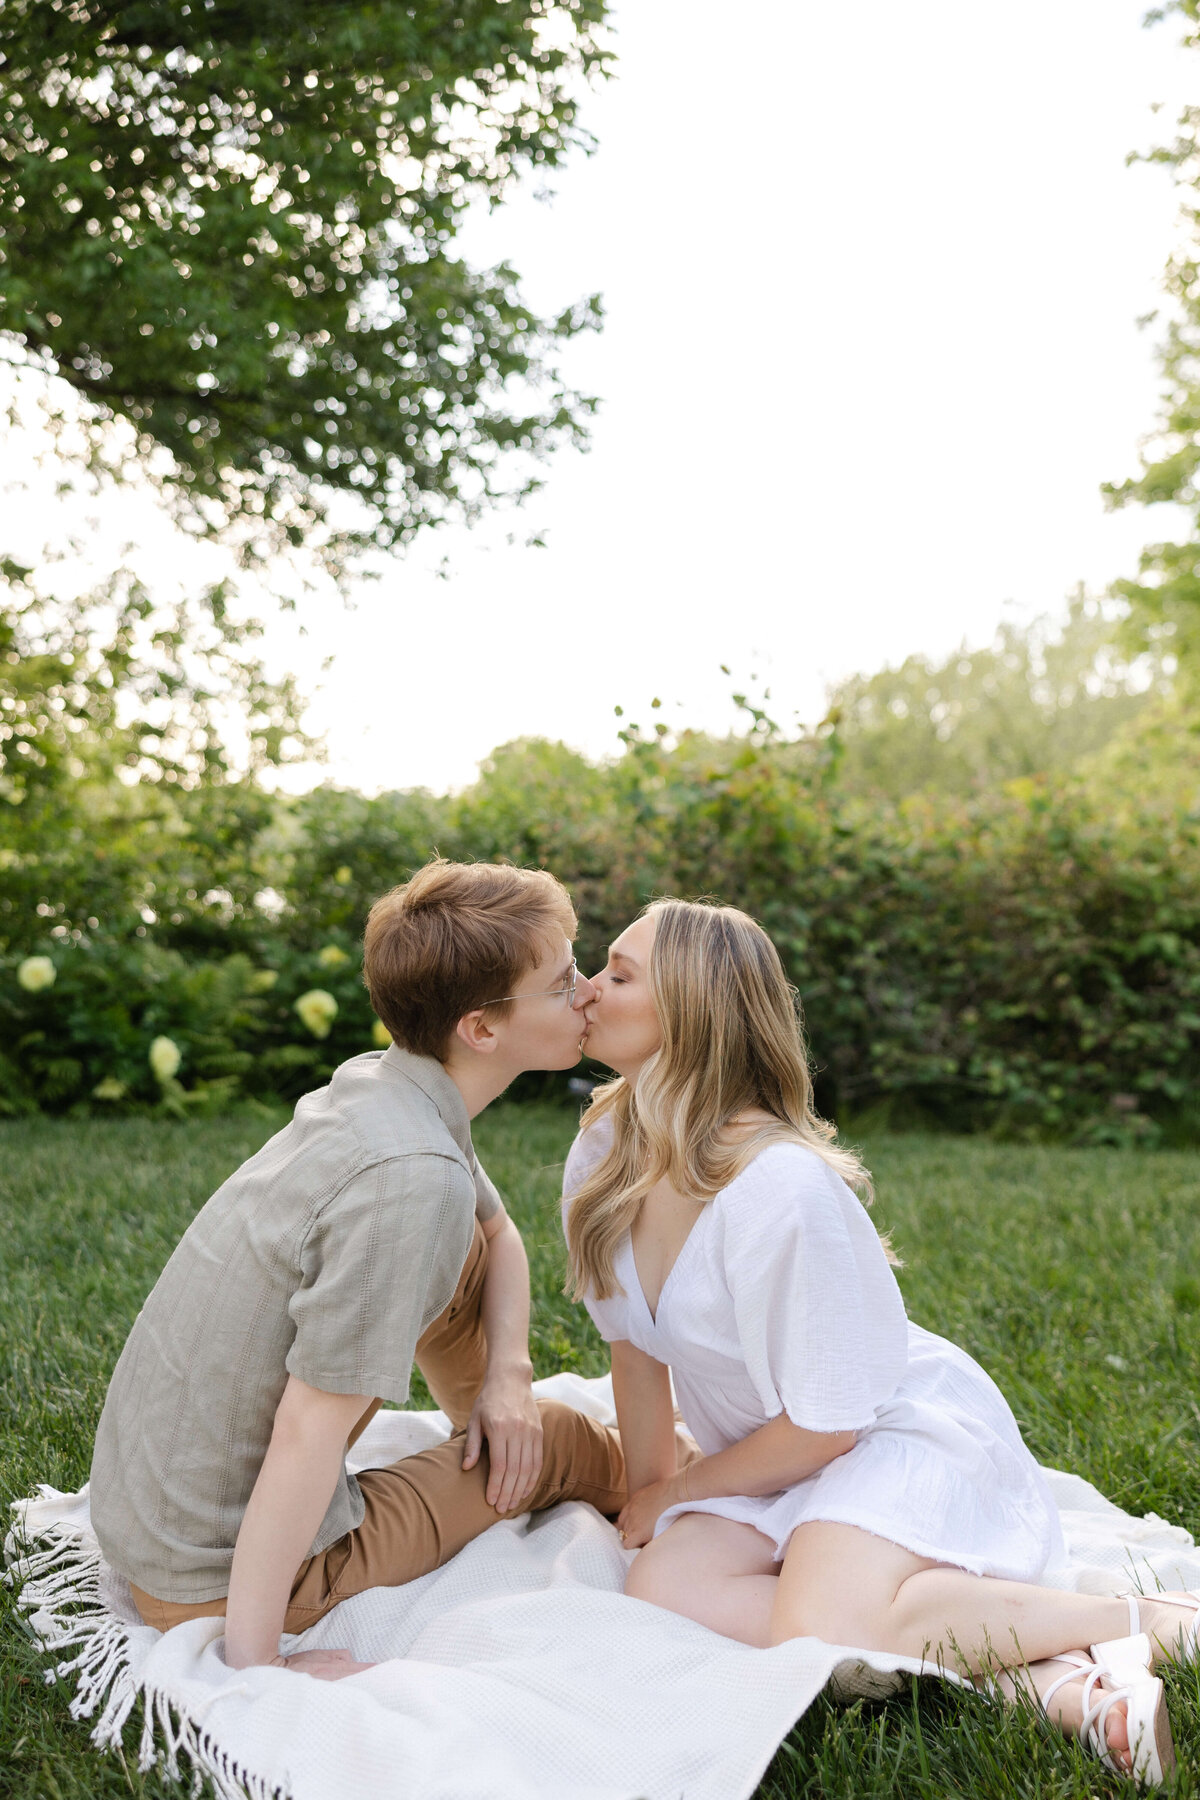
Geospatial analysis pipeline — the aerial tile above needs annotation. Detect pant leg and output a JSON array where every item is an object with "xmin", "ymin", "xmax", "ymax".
[
  {"xmin": 283, "ymin": 1397, "xmax": 627, "ymax": 1624},
  {"xmin": 132, "ymin": 1399, "xmax": 627, "ymax": 1634},
  {"xmin": 129, "ymin": 1584, "xmax": 229, "ymax": 1631},
  {"xmin": 411, "ymin": 1216, "xmax": 489, "ymax": 1427},
  {"xmin": 132, "ymin": 1220, "xmax": 633, "ymax": 1633}
]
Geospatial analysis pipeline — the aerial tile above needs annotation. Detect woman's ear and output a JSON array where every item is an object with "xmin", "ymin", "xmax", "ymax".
[{"xmin": 455, "ymin": 1009, "xmax": 499, "ymax": 1056}]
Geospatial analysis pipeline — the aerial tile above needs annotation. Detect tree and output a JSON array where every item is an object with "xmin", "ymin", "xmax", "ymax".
[
  {"xmin": 0, "ymin": 555, "xmax": 308, "ymax": 950},
  {"xmin": 1105, "ymin": 0, "xmax": 1200, "ymax": 681},
  {"xmin": 825, "ymin": 593, "xmax": 1168, "ymax": 801},
  {"xmin": 0, "ymin": 0, "xmax": 610, "ymax": 571}
]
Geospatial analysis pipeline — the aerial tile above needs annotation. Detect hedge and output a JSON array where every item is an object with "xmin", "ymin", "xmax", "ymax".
[{"xmin": 4, "ymin": 732, "xmax": 1199, "ymax": 1142}]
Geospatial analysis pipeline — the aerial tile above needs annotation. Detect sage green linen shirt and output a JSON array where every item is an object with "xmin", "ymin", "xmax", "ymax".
[{"xmin": 89, "ymin": 1044, "xmax": 501, "ymax": 1603}]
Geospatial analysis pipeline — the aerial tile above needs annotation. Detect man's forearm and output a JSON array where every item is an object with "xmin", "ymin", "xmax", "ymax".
[
  {"xmin": 479, "ymin": 1219, "xmax": 533, "ymax": 1377},
  {"xmin": 225, "ymin": 1380, "xmax": 369, "ymax": 1669}
]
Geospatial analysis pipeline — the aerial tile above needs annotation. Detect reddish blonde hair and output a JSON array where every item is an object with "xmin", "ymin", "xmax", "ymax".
[{"xmin": 364, "ymin": 858, "xmax": 577, "ymax": 1060}]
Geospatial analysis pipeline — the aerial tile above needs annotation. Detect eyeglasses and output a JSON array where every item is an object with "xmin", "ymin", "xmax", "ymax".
[{"xmin": 480, "ymin": 959, "xmax": 578, "ymax": 1009}]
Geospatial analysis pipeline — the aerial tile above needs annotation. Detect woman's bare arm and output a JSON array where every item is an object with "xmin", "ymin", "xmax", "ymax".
[
  {"xmin": 610, "ymin": 1338, "xmax": 678, "ymax": 1499},
  {"xmin": 619, "ymin": 1410, "xmax": 855, "ymax": 1547}
]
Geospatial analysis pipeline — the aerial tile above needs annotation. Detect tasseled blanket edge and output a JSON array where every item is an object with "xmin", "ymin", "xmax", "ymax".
[{"xmin": 4, "ymin": 1499, "xmax": 287, "ymax": 1800}]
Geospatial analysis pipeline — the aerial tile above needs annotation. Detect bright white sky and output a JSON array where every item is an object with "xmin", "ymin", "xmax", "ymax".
[{"xmin": 4, "ymin": 0, "xmax": 1196, "ymax": 793}]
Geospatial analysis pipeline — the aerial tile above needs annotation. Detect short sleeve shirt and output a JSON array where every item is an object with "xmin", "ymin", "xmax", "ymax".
[{"xmin": 89, "ymin": 1046, "xmax": 501, "ymax": 1603}]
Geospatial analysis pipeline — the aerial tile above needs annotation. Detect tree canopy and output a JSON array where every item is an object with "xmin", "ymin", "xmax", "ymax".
[
  {"xmin": 1107, "ymin": 0, "xmax": 1200, "ymax": 680},
  {"xmin": 826, "ymin": 593, "xmax": 1169, "ymax": 801},
  {"xmin": 0, "ymin": 0, "xmax": 610, "ymax": 570}
]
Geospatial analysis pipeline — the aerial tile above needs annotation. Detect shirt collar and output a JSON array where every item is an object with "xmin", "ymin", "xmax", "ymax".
[{"xmin": 381, "ymin": 1042, "xmax": 473, "ymax": 1161}]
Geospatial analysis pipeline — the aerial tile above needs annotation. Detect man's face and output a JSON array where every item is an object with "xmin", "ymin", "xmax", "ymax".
[{"xmin": 484, "ymin": 936, "xmax": 599, "ymax": 1072}]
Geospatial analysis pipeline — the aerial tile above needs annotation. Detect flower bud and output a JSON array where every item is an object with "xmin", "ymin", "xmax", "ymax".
[
  {"xmin": 149, "ymin": 1036, "xmax": 182, "ymax": 1083},
  {"xmin": 295, "ymin": 989, "xmax": 338, "ymax": 1039},
  {"xmin": 17, "ymin": 955, "xmax": 56, "ymax": 993}
]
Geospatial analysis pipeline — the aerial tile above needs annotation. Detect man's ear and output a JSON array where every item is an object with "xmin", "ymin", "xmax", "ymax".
[{"xmin": 455, "ymin": 1009, "xmax": 499, "ymax": 1056}]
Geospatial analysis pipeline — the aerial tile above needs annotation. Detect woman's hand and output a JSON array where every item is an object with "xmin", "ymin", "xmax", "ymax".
[
  {"xmin": 463, "ymin": 1369, "xmax": 544, "ymax": 1515},
  {"xmin": 617, "ymin": 1473, "xmax": 683, "ymax": 1549}
]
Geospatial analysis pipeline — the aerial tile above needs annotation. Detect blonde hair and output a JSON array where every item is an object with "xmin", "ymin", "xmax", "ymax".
[{"xmin": 565, "ymin": 898, "xmax": 893, "ymax": 1300}]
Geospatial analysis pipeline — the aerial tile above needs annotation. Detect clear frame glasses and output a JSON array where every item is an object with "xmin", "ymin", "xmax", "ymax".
[{"xmin": 480, "ymin": 958, "xmax": 578, "ymax": 1009}]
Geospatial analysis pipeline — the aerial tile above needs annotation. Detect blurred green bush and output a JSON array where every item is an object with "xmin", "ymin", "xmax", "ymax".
[{"xmin": 5, "ymin": 721, "xmax": 1199, "ymax": 1144}]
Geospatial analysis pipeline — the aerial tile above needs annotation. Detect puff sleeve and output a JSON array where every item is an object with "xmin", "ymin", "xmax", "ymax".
[{"xmin": 717, "ymin": 1144, "xmax": 908, "ymax": 1432}]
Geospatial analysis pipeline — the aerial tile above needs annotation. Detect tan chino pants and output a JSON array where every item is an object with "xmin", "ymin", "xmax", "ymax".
[{"xmin": 131, "ymin": 1220, "xmax": 631, "ymax": 1634}]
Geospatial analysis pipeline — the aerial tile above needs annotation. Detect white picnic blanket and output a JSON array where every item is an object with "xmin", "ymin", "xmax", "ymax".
[{"xmin": 8, "ymin": 1372, "xmax": 1200, "ymax": 1800}]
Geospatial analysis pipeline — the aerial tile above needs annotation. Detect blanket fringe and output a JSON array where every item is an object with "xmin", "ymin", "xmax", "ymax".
[{"xmin": 5, "ymin": 1500, "xmax": 286, "ymax": 1800}]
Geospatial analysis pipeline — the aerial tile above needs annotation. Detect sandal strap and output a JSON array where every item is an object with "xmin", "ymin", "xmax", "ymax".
[
  {"xmin": 1090, "ymin": 1631, "xmax": 1153, "ymax": 1683},
  {"xmin": 1078, "ymin": 1673, "xmax": 1130, "ymax": 1775},
  {"xmin": 1122, "ymin": 1588, "xmax": 1200, "ymax": 1657},
  {"xmin": 1037, "ymin": 1652, "xmax": 1094, "ymax": 1713}
]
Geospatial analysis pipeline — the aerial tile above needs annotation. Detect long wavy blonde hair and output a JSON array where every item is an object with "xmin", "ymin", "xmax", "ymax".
[{"xmin": 566, "ymin": 898, "xmax": 894, "ymax": 1301}]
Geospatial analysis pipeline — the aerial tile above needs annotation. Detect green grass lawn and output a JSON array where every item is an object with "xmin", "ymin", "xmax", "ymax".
[{"xmin": 2, "ymin": 1104, "xmax": 1199, "ymax": 1798}]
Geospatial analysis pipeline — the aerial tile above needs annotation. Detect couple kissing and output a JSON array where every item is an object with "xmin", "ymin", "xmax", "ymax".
[{"xmin": 90, "ymin": 858, "xmax": 1198, "ymax": 1786}]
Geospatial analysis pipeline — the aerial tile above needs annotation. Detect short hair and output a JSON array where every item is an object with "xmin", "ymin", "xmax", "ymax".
[{"xmin": 363, "ymin": 858, "xmax": 577, "ymax": 1060}]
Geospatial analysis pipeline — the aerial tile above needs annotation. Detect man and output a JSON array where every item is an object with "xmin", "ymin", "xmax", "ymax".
[{"xmin": 90, "ymin": 858, "xmax": 626, "ymax": 1680}]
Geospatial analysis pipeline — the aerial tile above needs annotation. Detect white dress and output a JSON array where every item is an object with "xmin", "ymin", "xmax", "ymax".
[{"xmin": 563, "ymin": 1123, "xmax": 1064, "ymax": 1579}]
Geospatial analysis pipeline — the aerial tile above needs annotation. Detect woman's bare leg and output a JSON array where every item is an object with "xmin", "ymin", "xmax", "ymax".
[
  {"xmin": 771, "ymin": 1522, "xmax": 1152, "ymax": 1671},
  {"xmin": 772, "ymin": 1523, "xmax": 1140, "ymax": 1762},
  {"xmin": 625, "ymin": 1514, "xmax": 779, "ymax": 1645}
]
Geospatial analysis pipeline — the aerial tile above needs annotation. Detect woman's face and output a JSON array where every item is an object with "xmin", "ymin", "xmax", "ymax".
[{"xmin": 581, "ymin": 913, "xmax": 662, "ymax": 1080}]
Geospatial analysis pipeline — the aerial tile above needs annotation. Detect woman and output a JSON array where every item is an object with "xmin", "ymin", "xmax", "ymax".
[{"xmin": 563, "ymin": 899, "xmax": 1198, "ymax": 1786}]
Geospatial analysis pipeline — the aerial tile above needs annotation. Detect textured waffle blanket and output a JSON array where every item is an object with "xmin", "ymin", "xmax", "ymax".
[{"xmin": 7, "ymin": 1372, "xmax": 1200, "ymax": 1800}]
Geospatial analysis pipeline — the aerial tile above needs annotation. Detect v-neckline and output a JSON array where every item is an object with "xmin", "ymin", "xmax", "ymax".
[{"xmin": 627, "ymin": 1202, "xmax": 710, "ymax": 1329}]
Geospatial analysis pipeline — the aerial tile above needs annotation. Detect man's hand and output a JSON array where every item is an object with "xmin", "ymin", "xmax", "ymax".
[
  {"xmin": 462, "ymin": 1369, "xmax": 543, "ymax": 1514},
  {"xmin": 617, "ymin": 1475, "xmax": 682, "ymax": 1550},
  {"xmin": 270, "ymin": 1647, "xmax": 374, "ymax": 1681}
]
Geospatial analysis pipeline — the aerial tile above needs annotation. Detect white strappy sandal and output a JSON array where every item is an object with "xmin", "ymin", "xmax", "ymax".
[
  {"xmin": 1034, "ymin": 1644, "xmax": 1174, "ymax": 1789},
  {"xmin": 1105, "ymin": 1590, "xmax": 1200, "ymax": 1669}
]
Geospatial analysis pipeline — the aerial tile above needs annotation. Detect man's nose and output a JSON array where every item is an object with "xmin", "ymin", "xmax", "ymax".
[{"xmin": 572, "ymin": 971, "xmax": 599, "ymax": 1009}]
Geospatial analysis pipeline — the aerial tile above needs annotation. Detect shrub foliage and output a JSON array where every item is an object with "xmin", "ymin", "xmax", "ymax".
[{"xmin": 4, "ymin": 716, "xmax": 1200, "ymax": 1143}]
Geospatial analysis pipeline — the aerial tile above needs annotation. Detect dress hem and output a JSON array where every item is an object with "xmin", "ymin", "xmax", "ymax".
[{"xmin": 654, "ymin": 1497, "xmax": 1044, "ymax": 1581}]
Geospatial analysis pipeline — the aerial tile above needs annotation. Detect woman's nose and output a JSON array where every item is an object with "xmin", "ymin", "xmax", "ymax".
[{"xmin": 572, "ymin": 971, "xmax": 599, "ymax": 1009}]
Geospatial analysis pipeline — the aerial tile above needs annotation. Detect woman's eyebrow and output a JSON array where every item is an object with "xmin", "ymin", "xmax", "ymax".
[{"xmin": 609, "ymin": 949, "xmax": 638, "ymax": 968}]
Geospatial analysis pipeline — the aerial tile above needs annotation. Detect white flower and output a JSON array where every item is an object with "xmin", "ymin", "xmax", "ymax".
[
  {"xmin": 93, "ymin": 1077, "xmax": 128, "ymax": 1101},
  {"xmin": 149, "ymin": 1036, "xmax": 182, "ymax": 1083},
  {"xmin": 249, "ymin": 969, "xmax": 278, "ymax": 992},
  {"xmin": 17, "ymin": 955, "xmax": 56, "ymax": 993},
  {"xmin": 372, "ymin": 1019, "xmax": 392, "ymax": 1049},
  {"xmin": 334, "ymin": 865, "xmax": 353, "ymax": 886},
  {"xmin": 295, "ymin": 989, "xmax": 338, "ymax": 1039},
  {"xmin": 317, "ymin": 944, "xmax": 350, "ymax": 969}
]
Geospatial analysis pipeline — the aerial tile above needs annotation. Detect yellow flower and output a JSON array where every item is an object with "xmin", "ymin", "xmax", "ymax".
[
  {"xmin": 149, "ymin": 1036, "xmax": 182, "ymax": 1083},
  {"xmin": 17, "ymin": 955, "xmax": 56, "ymax": 993},
  {"xmin": 317, "ymin": 944, "xmax": 350, "ymax": 969},
  {"xmin": 295, "ymin": 989, "xmax": 338, "ymax": 1039},
  {"xmin": 249, "ymin": 969, "xmax": 278, "ymax": 992},
  {"xmin": 92, "ymin": 1077, "xmax": 128, "ymax": 1101},
  {"xmin": 334, "ymin": 865, "xmax": 353, "ymax": 886},
  {"xmin": 372, "ymin": 1019, "xmax": 392, "ymax": 1049}
]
